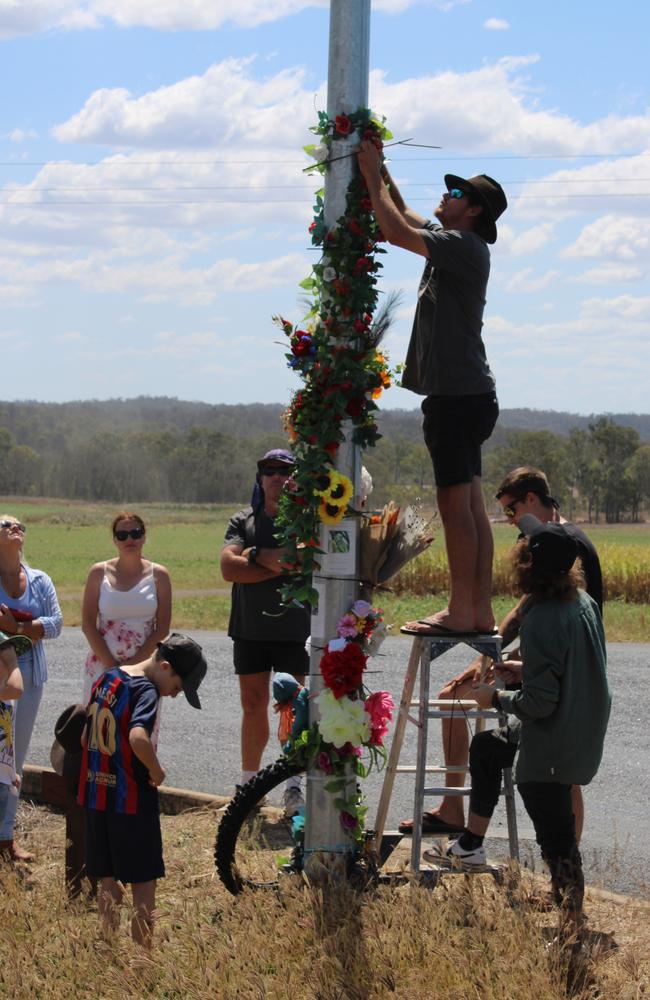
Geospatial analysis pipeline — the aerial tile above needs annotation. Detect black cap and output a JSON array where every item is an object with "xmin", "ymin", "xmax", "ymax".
[
  {"xmin": 157, "ymin": 633, "xmax": 207, "ymax": 709},
  {"xmin": 50, "ymin": 703, "xmax": 87, "ymax": 780},
  {"xmin": 518, "ymin": 514, "xmax": 579, "ymax": 575}
]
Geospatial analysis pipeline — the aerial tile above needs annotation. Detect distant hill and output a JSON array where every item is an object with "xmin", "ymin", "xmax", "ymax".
[{"xmin": 1, "ymin": 397, "xmax": 648, "ymax": 451}]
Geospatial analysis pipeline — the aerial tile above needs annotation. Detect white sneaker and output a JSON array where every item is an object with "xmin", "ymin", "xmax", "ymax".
[
  {"xmin": 424, "ymin": 838, "xmax": 486, "ymax": 868},
  {"xmin": 282, "ymin": 786, "xmax": 304, "ymax": 818}
]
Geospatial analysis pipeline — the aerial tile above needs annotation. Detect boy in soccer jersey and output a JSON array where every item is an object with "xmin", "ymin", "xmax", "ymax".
[{"xmin": 78, "ymin": 632, "xmax": 207, "ymax": 947}]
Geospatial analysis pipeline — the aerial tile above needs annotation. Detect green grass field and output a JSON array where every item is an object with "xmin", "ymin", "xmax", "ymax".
[{"xmin": 3, "ymin": 498, "xmax": 649, "ymax": 641}]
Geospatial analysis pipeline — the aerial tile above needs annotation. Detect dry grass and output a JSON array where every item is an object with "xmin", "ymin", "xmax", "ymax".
[{"xmin": 1, "ymin": 804, "xmax": 649, "ymax": 999}]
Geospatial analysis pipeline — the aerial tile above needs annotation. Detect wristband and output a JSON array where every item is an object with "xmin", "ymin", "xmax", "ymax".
[{"xmin": 247, "ymin": 546, "xmax": 259, "ymax": 565}]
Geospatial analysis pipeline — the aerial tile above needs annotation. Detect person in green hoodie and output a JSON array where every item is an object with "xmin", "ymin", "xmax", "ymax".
[{"xmin": 426, "ymin": 514, "xmax": 611, "ymax": 933}]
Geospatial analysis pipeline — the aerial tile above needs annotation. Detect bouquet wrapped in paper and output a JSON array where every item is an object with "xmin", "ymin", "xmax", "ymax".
[{"xmin": 359, "ymin": 502, "xmax": 434, "ymax": 588}]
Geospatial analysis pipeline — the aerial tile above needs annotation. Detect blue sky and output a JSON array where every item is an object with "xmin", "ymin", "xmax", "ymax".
[{"xmin": 1, "ymin": 0, "xmax": 649, "ymax": 414}]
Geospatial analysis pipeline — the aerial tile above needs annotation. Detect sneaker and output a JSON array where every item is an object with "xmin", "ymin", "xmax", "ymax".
[
  {"xmin": 282, "ymin": 786, "xmax": 304, "ymax": 819},
  {"xmin": 423, "ymin": 837, "xmax": 486, "ymax": 869}
]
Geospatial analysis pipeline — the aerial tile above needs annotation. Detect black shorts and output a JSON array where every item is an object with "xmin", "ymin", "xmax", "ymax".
[
  {"xmin": 422, "ymin": 392, "xmax": 499, "ymax": 487},
  {"xmin": 233, "ymin": 639, "xmax": 309, "ymax": 677},
  {"xmin": 85, "ymin": 808, "xmax": 165, "ymax": 884}
]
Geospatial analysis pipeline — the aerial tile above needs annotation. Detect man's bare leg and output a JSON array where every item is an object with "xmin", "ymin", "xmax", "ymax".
[
  {"xmin": 406, "ymin": 482, "xmax": 476, "ymax": 632},
  {"xmin": 98, "ymin": 877, "xmax": 123, "ymax": 938},
  {"xmin": 469, "ymin": 476, "xmax": 495, "ymax": 632},
  {"xmin": 131, "ymin": 880, "xmax": 156, "ymax": 949},
  {"xmin": 406, "ymin": 480, "xmax": 495, "ymax": 633},
  {"xmin": 238, "ymin": 673, "xmax": 271, "ymax": 773}
]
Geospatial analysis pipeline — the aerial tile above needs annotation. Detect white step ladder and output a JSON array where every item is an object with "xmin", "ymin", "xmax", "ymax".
[{"xmin": 374, "ymin": 633, "xmax": 519, "ymax": 876}]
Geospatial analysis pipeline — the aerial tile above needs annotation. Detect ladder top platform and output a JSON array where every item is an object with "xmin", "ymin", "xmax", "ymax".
[{"xmin": 402, "ymin": 631, "xmax": 503, "ymax": 659}]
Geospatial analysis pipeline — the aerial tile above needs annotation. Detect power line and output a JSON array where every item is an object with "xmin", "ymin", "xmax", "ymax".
[
  {"xmin": 2, "ymin": 193, "xmax": 650, "ymax": 207},
  {"xmin": 0, "ymin": 152, "xmax": 649, "ymax": 168}
]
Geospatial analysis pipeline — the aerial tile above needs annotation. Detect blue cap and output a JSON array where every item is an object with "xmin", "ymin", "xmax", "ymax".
[{"xmin": 257, "ymin": 449, "xmax": 294, "ymax": 470}]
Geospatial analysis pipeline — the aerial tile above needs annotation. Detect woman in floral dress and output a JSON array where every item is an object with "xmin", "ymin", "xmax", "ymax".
[{"xmin": 81, "ymin": 512, "xmax": 172, "ymax": 705}]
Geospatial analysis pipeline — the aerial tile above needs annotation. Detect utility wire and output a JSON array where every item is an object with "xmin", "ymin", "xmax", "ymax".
[{"xmin": 0, "ymin": 152, "xmax": 649, "ymax": 168}]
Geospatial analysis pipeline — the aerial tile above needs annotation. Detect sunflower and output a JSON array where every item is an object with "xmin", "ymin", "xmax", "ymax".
[
  {"xmin": 319, "ymin": 498, "xmax": 348, "ymax": 525},
  {"xmin": 313, "ymin": 468, "xmax": 354, "ymax": 506}
]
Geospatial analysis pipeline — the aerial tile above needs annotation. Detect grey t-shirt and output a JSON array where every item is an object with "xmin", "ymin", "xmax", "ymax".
[
  {"xmin": 223, "ymin": 506, "xmax": 310, "ymax": 644},
  {"xmin": 401, "ymin": 223, "xmax": 496, "ymax": 397}
]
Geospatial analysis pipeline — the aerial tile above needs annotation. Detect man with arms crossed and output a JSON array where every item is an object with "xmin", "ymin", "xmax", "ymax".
[
  {"xmin": 357, "ymin": 141, "xmax": 507, "ymax": 636},
  {"xmin": 221, "ymin": 449, "xmax": 309, "ymax": 817}
]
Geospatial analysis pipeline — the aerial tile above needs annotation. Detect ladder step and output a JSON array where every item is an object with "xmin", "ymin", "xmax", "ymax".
[
  {"xmin": 422, "ymin": 786, "xmax": 510, "ymax": 797},
  {"xmin": 395, "ymin": 765, "xmax": 469, "ymax": 774}
]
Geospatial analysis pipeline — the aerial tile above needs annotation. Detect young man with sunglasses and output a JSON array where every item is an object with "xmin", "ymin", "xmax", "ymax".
[
  {"xmin": 220, "ymin": 449, "xmax": 309, "ymax": 816},
  {"xmin": 399, "ymin": 466, "xmax": 602, "ymax": 842},
  {"xmin": 357, "ymin": 141, "xmax": 507, "ymax": 637}
]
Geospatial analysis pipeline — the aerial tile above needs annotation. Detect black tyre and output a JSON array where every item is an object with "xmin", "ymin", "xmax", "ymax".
[{"xmin": 215, "ymin": 757, "xmax": 305, "ymax": 895}]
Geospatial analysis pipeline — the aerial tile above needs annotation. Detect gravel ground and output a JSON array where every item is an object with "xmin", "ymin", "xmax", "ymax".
[{"xmin": 24, "ymin": 628, "xmax": 650, "ymax": 897}]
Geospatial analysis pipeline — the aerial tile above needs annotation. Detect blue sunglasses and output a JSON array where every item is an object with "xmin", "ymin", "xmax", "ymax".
[{"xmin": 448, "ymin": 188, "xmax": 467, "ymax": 200}]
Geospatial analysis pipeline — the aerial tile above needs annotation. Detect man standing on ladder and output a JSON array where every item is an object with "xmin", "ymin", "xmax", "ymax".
[{"xmin": 357, "ymin": 142, "xmax": 507, "ymax": 637}]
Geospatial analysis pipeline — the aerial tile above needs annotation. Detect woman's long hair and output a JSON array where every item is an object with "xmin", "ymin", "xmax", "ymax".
[{"xmin": 510, "ymin": 537, "xmax": 583, "ymax": 603}]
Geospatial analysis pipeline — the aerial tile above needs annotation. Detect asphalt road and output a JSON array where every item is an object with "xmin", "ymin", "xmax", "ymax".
[{"xmin": 26, "ymin": 628, "xmax": 650, "ymax": 896}]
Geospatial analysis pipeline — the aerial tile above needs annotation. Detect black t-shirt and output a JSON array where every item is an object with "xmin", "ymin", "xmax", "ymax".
[
  {"xmin": 562, "ymin": 521, "xmax": 603, "ymax": 613},
  {"xmin": 223, "ymin": 506, "xmax": 310, "ymax": 644}
]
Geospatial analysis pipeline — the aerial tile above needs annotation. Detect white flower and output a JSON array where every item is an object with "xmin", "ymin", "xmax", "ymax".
[
  {"xmin": 313, "ymin": 145, "xmax": 328, "ymax": 163},
  {"xmin": 322, "ymin": 266, "xmax": 337, "ymax": 283},
  {"xmin": 316, "ymin": 688, "xmax": 370, "ymax": 749}
]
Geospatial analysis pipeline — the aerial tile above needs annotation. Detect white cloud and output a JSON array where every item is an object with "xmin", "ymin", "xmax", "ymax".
[
  {"xmin": 52, "ymin": 58, "xmax": 322, "ymax": 149},
  {"xmin": 503, "ymin": 267, "xmax": 560, "ymax": 294},
  {"xmin": 2, "ymin": 128, "xmax": 38, "ymax": 142},
  {"xmin": 0, "ymin": 243, "xmax": 307, "ymax": 307},
  {"xmin": 0, "ymin": 0, "xmax": 465, "ymax": 37},
  {"xmin": 514, "ymin": 153, "xmax": 650, "ymax": 222},
  {"xmin": 507, "ymin": 222, "xmax": 555, "ymax": 256},
  {"xmin": 484, "ymin": 18, "xmax": 509, "ymax": 30},
  {"xmin": 561, "ymin": 214, "xmax": 650, "ymax": 260},
  {"xmin": 580, "ymin": 293, "xmax": 650, "ymax": 321},
  {"xmin": 569, "ymin": 265, "xmax": 644, "ymax": 285}
]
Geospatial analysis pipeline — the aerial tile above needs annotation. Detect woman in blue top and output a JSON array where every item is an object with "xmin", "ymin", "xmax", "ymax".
[{"xmin": 0, "ymin": 514, "xmax": 63, "ymax": 861}]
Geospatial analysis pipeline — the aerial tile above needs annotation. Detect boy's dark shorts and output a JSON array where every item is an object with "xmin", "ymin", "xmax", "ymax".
[
  {"xmin": 422, "ymin": 391, "xmax": 499, "ymax": 487},
  {"xmin": 85, "ymin": 808, "xmax": 165, "ymax": 884},
  {"xmin": 233, "ymin": 639, "xmax": 309, "ymax": 677}
]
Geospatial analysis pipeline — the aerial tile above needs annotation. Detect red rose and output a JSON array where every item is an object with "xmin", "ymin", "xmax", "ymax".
[
  {"xmin": 354, "ymin": 318, "xmax": 368, "ymax": 333},
  {"xmin": 345, "ymin": 397, "xmax": 365, "ymax": 418},
  {"xmin": 347, "ymin": 218, "xmax": 364, "ymax": 237},
  {"xmin": 354, "ymin": 256, "xmax": 372, "ymax": 275},
  {"xmin": 308, "ymin": 221, "xmax": 317, "ymax": 233},
  {"xmin": 360, "ymin": 197, "xmax": 373, "ymax": 212},
  {"xmin": 320, "ymin": 643, "xmax": 367, "ymax": 698},
  {"xmin": 335, "ymin": 115, "xmax": 353, "ymax": 136}
]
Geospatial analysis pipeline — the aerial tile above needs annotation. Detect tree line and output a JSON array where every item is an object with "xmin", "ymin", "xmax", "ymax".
[{"xmin": 0, "ymin": 399, "xmax": 648, "ymax": 521}]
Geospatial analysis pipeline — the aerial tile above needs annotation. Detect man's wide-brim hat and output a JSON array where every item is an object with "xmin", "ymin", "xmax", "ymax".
[
  {"xmin": 50, "ymin": 703, "xmax": 86, "ymax": 779},
  {"xmin": 444, "ymin": 173, "xmax": 507, "ymax": 244}
]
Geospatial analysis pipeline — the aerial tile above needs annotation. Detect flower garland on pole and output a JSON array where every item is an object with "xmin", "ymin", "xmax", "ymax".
[
  {"xmin": 271, "ymin": 108, "xmax": 396, "ymax": 842},
  {"xmin": 273, "ymin": 107, "xmax": 393, "ymax": 609},
  {"xmin": 277, "ymin": 601, "xmax": 394, "ymax": 843}
]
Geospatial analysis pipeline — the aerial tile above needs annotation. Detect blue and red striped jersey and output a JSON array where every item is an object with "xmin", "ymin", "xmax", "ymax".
[{"xmin": 78, "ymin": 667, "xmax": 159, "ymax": 815}]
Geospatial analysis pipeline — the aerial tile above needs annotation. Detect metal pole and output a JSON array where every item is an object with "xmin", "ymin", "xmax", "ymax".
[{"xmin": 303, "ymin": 0, "xmax": 371, "ymax": 875}]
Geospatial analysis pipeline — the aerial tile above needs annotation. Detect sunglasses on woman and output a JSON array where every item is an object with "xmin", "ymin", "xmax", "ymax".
[
  {"xmin": 114, "ymin": 528, "xmax": 145, "ymax": 541},
  {"xmin": 0, "ymin": 520, "xmax": 26, "ymax": 533}
]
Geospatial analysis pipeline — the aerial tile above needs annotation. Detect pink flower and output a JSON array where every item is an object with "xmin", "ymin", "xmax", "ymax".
[
  {"xmin": 340, "ymin": 810, "xmax": 358, "ymax": 830},
  {"xmin": 317, "ymin": 751, "xmax": 333, "ymax": 775},
  {"xmin": 336, "ymin": 613, "xmax": 358, "ymax": 639},
  {"xmin": 364, "ymin": 690, "xmax": 394, "ymax": 746}
]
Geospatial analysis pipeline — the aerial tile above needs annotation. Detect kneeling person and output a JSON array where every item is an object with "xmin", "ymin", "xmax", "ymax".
[{"xmin": 79, "ymin": 633, "xmax": 207, "ymax": 948}]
